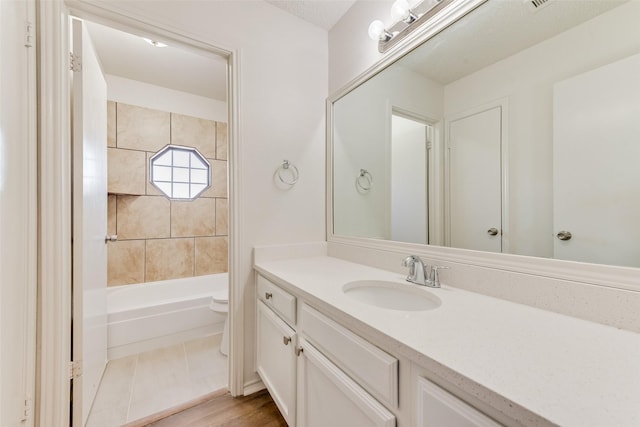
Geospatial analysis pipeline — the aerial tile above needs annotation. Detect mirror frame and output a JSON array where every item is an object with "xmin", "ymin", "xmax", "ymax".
[{"xmin": 326, "ymin": 0, "xmax": 640, "ymax": 292}]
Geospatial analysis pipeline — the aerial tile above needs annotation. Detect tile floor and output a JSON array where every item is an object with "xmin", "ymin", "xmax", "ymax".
[{"xmin": 87, "ymin": 334, "xmax": 228, "ymax": 427}]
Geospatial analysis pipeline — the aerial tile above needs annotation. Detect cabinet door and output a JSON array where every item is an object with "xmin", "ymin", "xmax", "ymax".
[
  {"xmin": 297, "ymin": 339, "xmax": 396, "ymax": 427},
  {"xmin": 257, "ymin": 300, "xmax": 297, "ymax": 426},
  {"xmin": 417, "ymin": 377, "xmax": 501, "ymax": 427}
]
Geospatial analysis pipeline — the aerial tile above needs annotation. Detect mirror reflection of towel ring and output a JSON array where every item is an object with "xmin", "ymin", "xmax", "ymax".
[
  {"xmin": 277, "ymin": 160, "xmax": 299, "ymax": 186},
  {"xmin": 356, "ymin": 169, "xmax": 373, "ymax": 192}
]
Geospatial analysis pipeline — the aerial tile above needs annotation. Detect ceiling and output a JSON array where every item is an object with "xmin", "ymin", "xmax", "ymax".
[
  {"xmin": 396, "ymin": 0, "xmax": 626, "ymax": 85},
  {"xmin": 85, "ymin": 1, "xmax": 354, "ymax": 101},
  {"xmin": 265, "ymin": 0, "xmax": 356, "ymax": 30}
]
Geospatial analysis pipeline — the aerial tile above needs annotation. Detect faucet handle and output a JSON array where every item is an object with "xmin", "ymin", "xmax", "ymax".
[{"xmin": 429, "ymin": 265, "xmax": 449, "ymax": 287}]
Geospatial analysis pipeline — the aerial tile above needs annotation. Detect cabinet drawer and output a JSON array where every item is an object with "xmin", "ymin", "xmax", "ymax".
[
  {"xmin": 257, "ymin": 274, "xmax": 296, "ymax": 325},
  {"xmin": 301, "ymin": 304, "xmax": 398, "ymax": 408}
]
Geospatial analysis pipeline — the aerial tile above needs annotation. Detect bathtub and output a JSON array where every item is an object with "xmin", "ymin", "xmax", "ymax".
[{"xmin": 107, "ymin": 273, "xmax": 227, "ymax": 359}]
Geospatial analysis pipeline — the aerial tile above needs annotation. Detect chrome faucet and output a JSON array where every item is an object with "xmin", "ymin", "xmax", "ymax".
[{"xmin": 401, "ymin": 255, "xmax": 448, "ymax": 288}]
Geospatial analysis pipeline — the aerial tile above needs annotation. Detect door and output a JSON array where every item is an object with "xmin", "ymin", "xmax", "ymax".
[
  {"xmin": 447, "ymin": 106, "xmax": 503, "ymax": 253},
  {"xmin": 256, "ymin": 301, "xmax": 297, "ymax": 426},
  {"xmin": 71, "ymin": 18, "xmax": 108, "ymax": 426},
  {"xmin": 391, "ymin": 113, "xmax": 430, "ymax": 244},
  {"xmin": 553, "ymin": 53, "xmax": 640, "ymax": 267}
]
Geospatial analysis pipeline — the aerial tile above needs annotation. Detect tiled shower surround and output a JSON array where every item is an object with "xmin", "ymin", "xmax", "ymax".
[{"xmin": 107, "ymin": 101, "xmax": 228, "ymax": 286}]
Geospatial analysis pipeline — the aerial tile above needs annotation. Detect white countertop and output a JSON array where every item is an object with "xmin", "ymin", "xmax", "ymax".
[{"xmin": 254, "ymin": 255, "xmax": 640, "ymax": 427}]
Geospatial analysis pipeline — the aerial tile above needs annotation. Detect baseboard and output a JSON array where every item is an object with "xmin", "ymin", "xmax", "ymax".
[{"xmin": 243, "ymin": 378, "xmax": 266, "ymax": 396}]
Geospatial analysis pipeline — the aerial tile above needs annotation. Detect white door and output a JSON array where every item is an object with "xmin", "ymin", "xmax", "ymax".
[
  {"xmin": 71, "ymin": 18, "xmax": 108, "ymax": 426},
  {"xmin": 553, "ymin": 53, "xmax": 640, "ymax": 267},
  {"xmin": 256, "ymin": 301, "xmax": 297, "ymax": 426},
  {"xmin": 447, "ymin": 106, "xmax": 503, "ymax": 252},
  {"xmin": 391, "ymin": 114, "xmax": 429, "ymax": 244}
]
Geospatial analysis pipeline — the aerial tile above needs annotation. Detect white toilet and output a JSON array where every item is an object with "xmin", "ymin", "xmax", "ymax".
[{"xmin": 209, "ymin": 288, "xmax": 229, "ymax": 356}]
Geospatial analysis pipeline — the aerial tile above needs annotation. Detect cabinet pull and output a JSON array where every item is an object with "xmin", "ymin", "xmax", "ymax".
[
  {"xmin": 295, "ymin": 346, "xmax": 304, "ymax": 356},
  {"xmin": 265, "ymin": 292, "xmax": 273, "ymax": 300},
  {"xmin": 283, "ymin": 336, "xmax": 291, "ymax": 345}
]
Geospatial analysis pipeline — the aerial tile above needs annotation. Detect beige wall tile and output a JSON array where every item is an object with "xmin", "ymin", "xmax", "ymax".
[
  {"xmin": 171, "ymin": 113, "xmax": 215, "ymax": 159},
  {"xmin": 195, "ymin": 236, "xmax": 228, "ymax": 275},
  {"xmin": 108, "ymin": 148, "xmax": 146, "ymax": 195},
  {"xmin": 216, "ymin": 122, "xmax": 227, "ymax": 160},
  {"xmin": 171, "ymin": 198, "xmax": 215, "ymax": 237},
  {"xmin": 145, "ymin": 152, "xmax": 163, "ymax": 197},
  {"xmin": 117, "ymin": 103, "xmax": 170, "ymax": 152},
  {"xmin": 215, "ymin": 198, "xmax": 228, "ymax": 236},
  {"xmin": 146, "ymin": 238, "xmax": 194, "ymax": 281},
  {"xmin": 108, "ymin": 195, "xmax": 117, "ymax": 236},
  {"xmin": 108, "ymin": 240, "xmax": 145, "ymax": 286},
  {"xmin": 117, "ymin": 195, "xmax": 170, "ymax": 240},
  {"xmin": 203, "ymin": 160, "xmax": 227, "ymax": 198},
  {"xmin": 107, "ymin": 101, "xmax": 116, "ymax": 147}
]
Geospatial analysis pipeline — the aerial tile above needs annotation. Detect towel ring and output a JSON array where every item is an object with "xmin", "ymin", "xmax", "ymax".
[
  {"xmin": 356, "ymin": 169, "xmax": 373, "ymax": 192},
  {"xmin": 277, "ymin": 160, "xmax": 299, "ymax": 186}
]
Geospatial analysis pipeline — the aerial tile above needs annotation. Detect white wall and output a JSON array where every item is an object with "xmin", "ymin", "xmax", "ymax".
[
  {"xmin": 0, "ymin": 0, "xmax": 36, "ymax": 425},
  {"xmin": 79, "ymin": 0, "xmax": 328, "ymax": 388},
  {"xmin": 328, "ymin": 0, "xmax": 393, "ymax": 94},
  {"xmin": 443, "ymin": 1, "xmax": 640, "ymax": 257},
  {"xmin": 333, "ymin": 66, "xmax": 443, "ymax": 239},
  {"xmin": 105, "ymin": 74, "xmax": 227, "ymax": 121}
]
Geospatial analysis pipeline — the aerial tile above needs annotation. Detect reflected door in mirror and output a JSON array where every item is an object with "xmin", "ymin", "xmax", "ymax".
[
  {"xmin": 447, "ymin": 105, "xmax": 503, "ymax": 253},
  {"xmin": 553, "ymin": 52, "xmax": 640, "ymax": 268}
]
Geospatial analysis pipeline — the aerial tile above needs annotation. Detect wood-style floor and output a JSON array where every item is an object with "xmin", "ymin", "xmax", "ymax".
[{"xmin": 127, "ymin": 389, "xmax": 287, "ymax": 427}]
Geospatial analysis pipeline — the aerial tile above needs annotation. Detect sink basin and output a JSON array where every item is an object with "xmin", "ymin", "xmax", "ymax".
[{"xmin": 342, "ymin": 280, "xmax": 441, "ymax": 311}]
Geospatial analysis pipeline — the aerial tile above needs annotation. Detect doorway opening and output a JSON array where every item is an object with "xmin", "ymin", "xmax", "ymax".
[
  {"xmin": 70, "ymin": 17, "xmax": 231, "ymax": 426},
  {"xmin": 390, "ymin": 110, "xmax": 433, "ymax": 245}
]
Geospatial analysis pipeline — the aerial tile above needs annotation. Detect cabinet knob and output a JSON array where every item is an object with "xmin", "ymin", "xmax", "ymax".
[
  {"xmin": 295, "ymin": 346, "xmax": 304, "ymax": 356},
  {"xmin": 265, "ymin": 292, "xmax": 273, "ymax": 300},
  {"xmin": 283, "ymin": 336, "xmax": 291, "ymax": 345}
]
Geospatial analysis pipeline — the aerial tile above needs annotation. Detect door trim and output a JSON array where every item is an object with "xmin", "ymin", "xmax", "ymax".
[
  {"xmin": 443, "ymin": 97, "xmax": 510, "ymax": 253},
  {"xmin": 37, "ymin": 1, "xmax": 243, "ymax": 424}
]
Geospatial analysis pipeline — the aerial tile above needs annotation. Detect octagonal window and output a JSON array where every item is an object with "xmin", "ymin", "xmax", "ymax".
[{"xmin": 150, "ymin": 145, "xmax": 211, "ymax": 200}]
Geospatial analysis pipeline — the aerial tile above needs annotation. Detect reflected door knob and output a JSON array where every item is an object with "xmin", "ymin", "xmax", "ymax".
[
  {"xmin": 556, "ymin": 231, "xmax": 572, "ymax": 241},
  {"xmin": 487, "ymin": 228, "xmax": 499, "ymax": 236}
]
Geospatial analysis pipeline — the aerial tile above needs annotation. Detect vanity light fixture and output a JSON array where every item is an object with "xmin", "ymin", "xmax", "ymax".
[
  {"xmin": 142, "ymin": 37, "xmax": 168, "ymax": 48},
  {"xmin": 368, "ymin": 0, "xmax": 456, "ymax": 53}
]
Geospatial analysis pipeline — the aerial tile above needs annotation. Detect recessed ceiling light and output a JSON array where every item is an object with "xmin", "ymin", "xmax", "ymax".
[{"xmin": 142, "ymin": 37, "xmax": 168, "ymax": 48}]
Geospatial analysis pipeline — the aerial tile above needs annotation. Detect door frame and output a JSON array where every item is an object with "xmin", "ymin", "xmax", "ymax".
[
  {"xmin": 37, "ymin": 1, "xmax": 243, "ymax": 424},
  {"xmin": 443, "ymin": 98, "xmax": 510, "ymax": 253}
]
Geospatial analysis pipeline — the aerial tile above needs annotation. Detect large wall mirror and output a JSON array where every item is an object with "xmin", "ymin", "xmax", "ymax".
[{"xmin": 329, "ymin": 0, "xmax": 640, "ymax": 271}]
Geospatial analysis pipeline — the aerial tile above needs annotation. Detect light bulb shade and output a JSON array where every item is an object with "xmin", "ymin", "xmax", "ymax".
[
  {"xmin": 368, "ymin": 20, "xmax": 387, "ymax": 41},
  {"xmin": 407, "ymin": 0, "xmax": 423, "ymax": 8},
  {"xmin": 390, "ymin": 0, "xmax": 411, "ymax": 22}
]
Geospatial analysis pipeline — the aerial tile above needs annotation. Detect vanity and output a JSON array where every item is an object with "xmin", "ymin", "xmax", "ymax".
[
  {"xmin": 255, "ymin": 0, "xmax": 640, "ymax": 425},
  {"xmin": 254, "ymin": 247, "xmax": 640, "ymax": 426}
]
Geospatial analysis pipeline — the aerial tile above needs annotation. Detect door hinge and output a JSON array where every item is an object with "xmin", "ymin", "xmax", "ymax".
[
  {"xmin": 20, "ymin": 396, "xmax": 32, "ymax": 421},
  {"xmin": 69, "ymin": 53, "xmax": 82, "ymax": 72},
  {"xmin": 24, "ymin": 22, "xmax": 35, "ymax": 48},
  {"xmin": 69, "ymin": 360, "xmax": 83, "ymax": 380}
]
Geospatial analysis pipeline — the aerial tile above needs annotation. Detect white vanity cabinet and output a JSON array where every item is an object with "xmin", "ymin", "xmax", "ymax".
[
  {"xmin": 256, "ymin": 287, "xmax": 298, "ymax": 426},
  {"xmin": 256, "ymin": 274, "xmax": 398, "ymax": 427}
]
